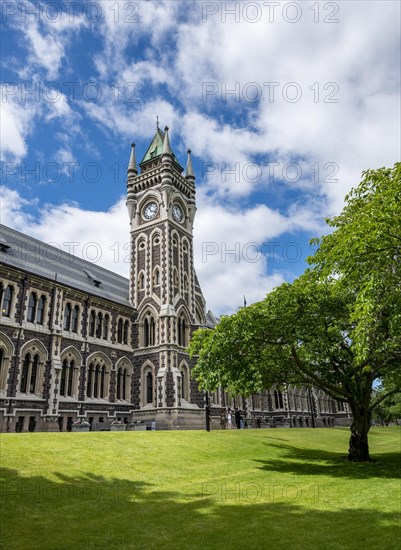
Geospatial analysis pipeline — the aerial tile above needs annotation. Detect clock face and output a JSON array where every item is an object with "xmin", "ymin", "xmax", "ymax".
[
  {"xmin": 143, "ymin": 201, "xmax": 158, "ymax": 220},
  {"xmin": 172, "ymin": 204, "xmax": 183, "ymax": 223}
]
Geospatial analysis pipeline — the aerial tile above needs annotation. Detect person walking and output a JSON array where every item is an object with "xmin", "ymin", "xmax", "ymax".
[
  {"xmin": 220, "ymin": 410, "xmax": 227, "ymax": 430},
  {"xmin": 227, "ymin": 408, "xmax": 232, "ymax": 429}
]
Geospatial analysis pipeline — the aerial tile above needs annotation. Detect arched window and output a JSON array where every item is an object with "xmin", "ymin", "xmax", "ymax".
[
  {"xmin": 20, "ymin": 353, "xmax": 30, "ymax": 393},
  {"xmin": 181, "ymin": 369, "xmax": 185, "ymax": 399},
  {"xmin": 87, "ymin": 358, "xmax": 109, "ymax": 399},
  {"xmin": 178, "ymin": 315, "xmax": 187, "ymax": 347},
  {"xmin": 0, "ymin": 346, "xmax": 9, "ymax": 392},
  {"xmin": 71, "ymin": 306, "xmax": 79, "ymax": 333},
  {"xmin": 19, "ymin": 352, "xmax": 39, "ymax": 394},
  {"xmin": 123, "ymin": 320, "xmax": 129, "ymax": 345},
  {"xmin": 144, "ymin": 315, "xmax": 156, "ymax": 347},
  {"xmin": 30, "ymin": 355, "xmax": 38, "ymax": 393},
  {"xmin": 60, "ymin": 358, "xmax": 75, "ymax": 397},
  {"xmin": 180, "ymin": 364, "xmax": 190, "ymax": 401},
  {"xmin": 1, "ymin": 285, "xmax": 13, "ymax": 317},
  {"xmin": 146, "ymin": 371, "xmax": 153, "ymax": 404},
  {"xmin": 60, "ymin": 358, "xmax": 68, "ymax": 396},
  {"xmin": 27, "ymin": 293, "xmax": 37, "ymax": 323},
  {"xmin": 116, "ymin": 367, "xmax": 128, "ymax": 400},
  {"xmin": 117, "ymin": 319, "xmax": 123, "ymax": 343},
  {"xmin": 274, "ymin": 390, "xmax": 284, "ymax": 409},
  {"xmin": 67, "ymin": 360, "xmax": 74, "ymax": 396},
  {"xmin": 117, "ymin": 367, "xmax": 122, "ymax": 400},
  {"xmin": 89, "ymin": 310, "xmax": 96, "ymax": 337},
  {"xmin": 94, "ymin": 365, "xmax": 100, "ymax": 398},
  {"xmin": 96, "ymin": 312, "xmax": 103, "ymax": 339},
  {"xmin": 87, "ymin": 363, "xmax": 93, "ymax": 397},
  {"xmin": 103, "ymin": 314, "xmax": 109, "ymax": 340},
  {"xmin": 153, "ymin": 268, "xmax": 160, "ymax": 286},
  {"xmin": 63, "ymin": 303, "xmax": 72, "ymax": 330},
  {"xmin": 36, "ymin": 295, "xmax": 46, "ymax": 324},
  {"xmin": 139, "ymin": 272, "xmax": 145, "ymax": 290},
  {"xmin": 123, "ymin": 368, "xmax": 127, "ymax": 400},
  {"xmin": 100, "ymin": 366, "xmax": 106, "ymax": 398}
]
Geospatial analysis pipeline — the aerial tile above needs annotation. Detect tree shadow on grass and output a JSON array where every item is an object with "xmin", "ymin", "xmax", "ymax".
[
  {"xmin": 255, "ymin": 443, "xmax": 401, "ymax": 479},
  {"xmin": 1, "ymin": 466, "xmax": 400, "ymax": 550}
]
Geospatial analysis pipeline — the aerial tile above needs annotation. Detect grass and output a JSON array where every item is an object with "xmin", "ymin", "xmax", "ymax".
[{"xmin": 0, "ymin": 427, "xmax": 400, "ymax": 550}]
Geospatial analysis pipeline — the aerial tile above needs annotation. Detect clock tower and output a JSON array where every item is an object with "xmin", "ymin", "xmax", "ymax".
[{"xmin": 126, "ymin": 125, "xmax": 207, "ymax": 428}]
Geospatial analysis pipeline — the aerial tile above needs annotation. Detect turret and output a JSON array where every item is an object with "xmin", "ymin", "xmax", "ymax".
[
  {"xmin": 126, "ymin": 143, "xmax": 137, "ymax": 224},
  {"xmin": 127, "ymin": 142, "xmax": 138, "ymax": 176},
  {"xmin": 185, "ymin": 149, "xmax": 195, "ymax": 182},
  {"xmin": 161, "ymin": 126, "xmax": 173, "ymax": 164}
]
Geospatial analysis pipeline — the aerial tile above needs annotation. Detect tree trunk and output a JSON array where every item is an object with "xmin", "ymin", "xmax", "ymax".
[{"xmin": 348, "ymin": 407, "xmax": 371, "ymax": 461}]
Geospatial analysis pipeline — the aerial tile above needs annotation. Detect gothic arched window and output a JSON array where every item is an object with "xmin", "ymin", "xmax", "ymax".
[
  {"xmin": 144, "ymin": 315, "xmax": 156, "ymax": 347},
  {"xmin": 87, "ymin": 363, "xmax": 94, "ymax": 397},
  {"xmin": 117, "ymin": 318, "xmax": 123, "ymax": 343},
  {"xmin": 20, "ymin": 353, "xmax": 30, "ymax": 393},
  {"xmin": 117, "ymin": 367, "xmax": 122, "ymax": 400},
  {"xmin": 139, "ymin": 272, "xmax": 145, "ymax": 290},
  {"xmin": 96, "ymin": 312, "xmax": 103, "ymax": 339},
  {"xmin": 36, "ymin": 295, "xmax": 46, "ymax": 325},
  {"xmin": 19, "ymin": 352, "xmax": 39, "ymax": 394},
  {"xmin": 63, "ymin": 303, "xmax": 72, "ymax": 331},
  {"xmin": 274, "ymin": 390, "xmax": 284, "ymax": 409},
  {"xmin": 1, "ymin": 285, "xmax": 13, "ymax": 317},
  {"xmin": 27, "ymin": 293, "xmax": 37, "ymax": 323},
  {"xmin": 71, "ymin": 306, "xmax": 79, "ymax": 333},
  {"xmin": 178, "ymin": 315, "xmax": 187, "ymax": 347},
  {"xmin": 153, "ymin": 268, "xmax": 160, "ymax": 287},
  {"xmin": 103, "ymin": 314, "xmax": 109, "ymax": 340},
  {"xmin": 123, "ymin": 320, "xmax": 129, "ymax": 345},
  {"xmin": 89, "ymin": 310, "xmax": 96, "ymax": 337},
  {"xmin": 146, "ymin": 371, "xmax": 153, "ymax": 404},
  {"xmin": 60, "ymin": 358, "xmax": 76, "ymax": 398}
]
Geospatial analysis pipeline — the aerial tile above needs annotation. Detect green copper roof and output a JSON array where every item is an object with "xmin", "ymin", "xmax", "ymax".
[{"xmin": 141, "ymin": 128, "xmax": 167, "ymax": 163}]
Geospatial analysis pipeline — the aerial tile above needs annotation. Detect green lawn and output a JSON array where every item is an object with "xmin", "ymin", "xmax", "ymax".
[{"xmin": 0, "ymin": 427, "xmax": 400, "ymax": 550}]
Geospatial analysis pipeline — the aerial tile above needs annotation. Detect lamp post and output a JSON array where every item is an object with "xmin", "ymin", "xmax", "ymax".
[
  {"xmin": 205, "ymin": 390, "xmax": 211, "ymax": 432},
  {"xmin": 307, "ymin": 386, "xmax": 316, "ymax": 428}
]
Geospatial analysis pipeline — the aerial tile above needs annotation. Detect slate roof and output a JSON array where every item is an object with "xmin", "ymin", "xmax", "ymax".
[
  {"xmin": 139, "ymin": 128, "xmax": 184, "ymax": 172},
  {"xmin": 205, "ymin": 310, "xmax": 220, "ymax": 329},
  {"xmin": 0, "ymin": 224, "xmax": 132, "ymax": 308},
  {"xmin": 140, "ymin": 127, "xmax": 166, "ymax": 164}
]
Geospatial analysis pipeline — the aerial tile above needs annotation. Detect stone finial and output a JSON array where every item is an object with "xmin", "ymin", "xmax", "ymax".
[
  {"xmin": 162, "ymin": 126, "xmax": 172, "ymax": 156},
  {"xmin": 185, "ymin": 149, "xmax": 195, "ymax": 179},
  {"xmin": 128, "ymin": 143, "xmax": 138, "ymax": 174}
]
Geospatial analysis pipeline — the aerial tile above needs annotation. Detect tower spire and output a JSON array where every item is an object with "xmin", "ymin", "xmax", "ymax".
[{"xmin": 127, "ymin": 143, "xmax": 138, "ymax": 175}]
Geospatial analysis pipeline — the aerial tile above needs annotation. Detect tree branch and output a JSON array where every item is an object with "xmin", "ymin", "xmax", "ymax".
[
  {"xmin": 370, "ymin": 389, "xmax": 400, "ymax": 412},
  {"xmin": 290, "ymin": 345, "xmax": 353, "ymax": 401}
]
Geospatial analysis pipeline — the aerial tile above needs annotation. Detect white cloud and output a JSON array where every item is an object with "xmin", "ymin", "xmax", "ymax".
[
  {"xmin": 0, "ymin": 186, "xmax": 302, "ymax": 314},
  {"xmin": 173, "ymin": 0, "xmax": 400, "ymax": 212},
  {"xmin": 0, "ymin": 86, "xmax": 40, "ymax": 161},
  {"xmin": 16, "ymin": 1, "xmax": 87, "ymax": 80}
]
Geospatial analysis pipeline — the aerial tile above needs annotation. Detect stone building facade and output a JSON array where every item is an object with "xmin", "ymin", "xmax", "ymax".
[{"xmin": 0, "ymin": 127, "xmax": 351, "ymax": 432}]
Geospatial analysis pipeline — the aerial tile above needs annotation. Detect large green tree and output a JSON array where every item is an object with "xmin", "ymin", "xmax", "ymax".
[
  {"xmin": 190, "ymin": 163, "xmax": 401, "ymax": 461},
  {"xmin": 310, "ymin": 163, "xmax": 401, "ymax": 369}
]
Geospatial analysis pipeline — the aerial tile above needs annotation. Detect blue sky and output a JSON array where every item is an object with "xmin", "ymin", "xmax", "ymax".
[{"xmin": 1, "ymin": 0, "xmax": 400, "ymax": 314}]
